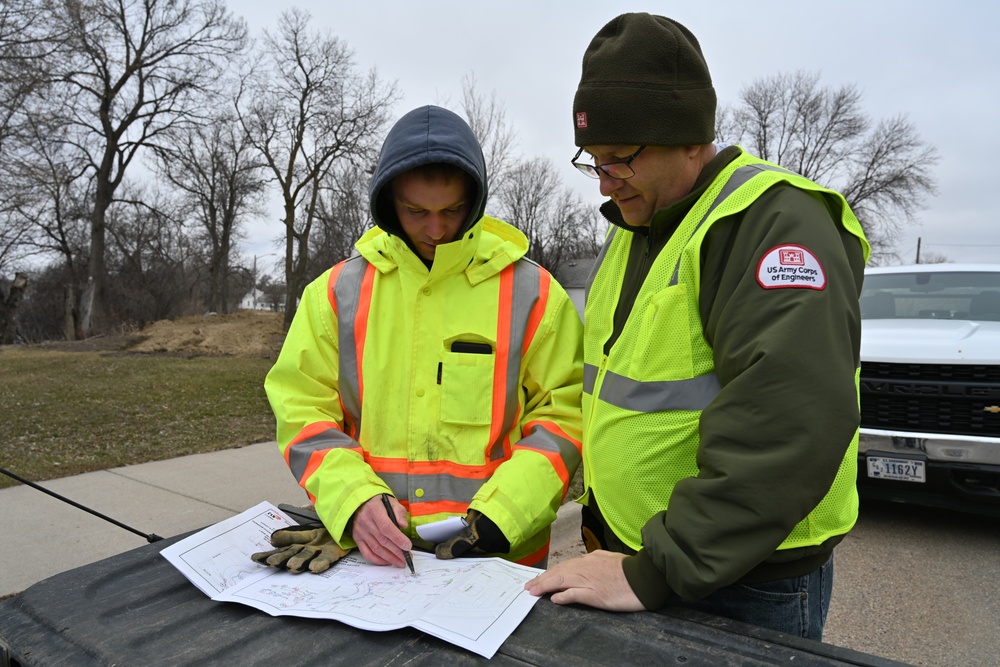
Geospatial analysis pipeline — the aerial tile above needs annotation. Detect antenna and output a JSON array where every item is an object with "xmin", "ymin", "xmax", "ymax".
[{"xmin": 0, "ymin": 467, "xmax": 163, "ymax": 543}]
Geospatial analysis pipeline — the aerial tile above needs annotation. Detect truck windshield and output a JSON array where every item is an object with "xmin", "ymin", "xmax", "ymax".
[{"xmin": 860, "ymin": 271, "xmax": 1000, "ymax": 321}]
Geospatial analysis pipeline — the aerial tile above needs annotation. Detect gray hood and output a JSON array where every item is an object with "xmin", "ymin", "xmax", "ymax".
[{"xmin": 368, "ymin": 105, "xmax": 488, "ymax": 239}]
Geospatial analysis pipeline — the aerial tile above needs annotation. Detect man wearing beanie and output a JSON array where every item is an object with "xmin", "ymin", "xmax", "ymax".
[
  {"xmin": 260, "ymin": 105, "xmax": 583, "ymax": 573},
  {"xmin": 526, "ymin": 14, "xmax": 869, "ymax": 640}
]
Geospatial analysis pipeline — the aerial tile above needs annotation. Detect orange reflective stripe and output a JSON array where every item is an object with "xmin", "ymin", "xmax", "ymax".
[
  {"xmin": 354, "ymin": 263, "xmax": 376, "ymax": 421},
  {"xmin": 487, "ymin": 264, "xmax": 514, "ymax": 457},
  {"xmin": 330, "ymin": 258, "xmax": 375, "ymax": 441},
  {"xmin": 285, "ymin": 421, "xmax": 361, "ymax": 489},
  {"xmin": 521, "ymin": 420, "xmax": 582, "ymax": 450},
  {"xmin": 288, "ymin": 420, "xmax": 342, "ymax": 447},
  {"xmin": 522, "ymin": 269, "xmax": 550, "ymax": 352},
  {"xmin": 284, "ymin": 420, "xmax": 342, "ymax": 467},
  {"xmin": 367, "ymin": 455, "xmax": 503, "ymax": 478},
  {"xmin": 516, "ymin": 542, "xmax": 549, "ymax": 568},
  {"xmin": 516, "ymin": 420, "xmax": 582, "ymax": 496},
  {"xmin": 409, "ymin": 499, "xmax": 472, "ymax": 518},
  {"xmin": 299, "ymin": 450, "xmax": 328, "ymax": 497},
  {"xmin": 326, "ymin": 262, "xmax": 347, "ymax": 314},
  {"xmin": 485, "ymin": 259, "xmax": 548, "ymax": 462},
  {"xmin": 514, "ymin": 439, "xmax": 569, "ymax": 490}
]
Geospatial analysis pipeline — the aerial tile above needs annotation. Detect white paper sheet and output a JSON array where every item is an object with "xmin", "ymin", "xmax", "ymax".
[
  {"xmin": 161, "ymin": 502, "xmax": 540, "ymax": 659},
  {"xmin": 415, "ymin": 515, "xmax": 466, "ymax": 542}
]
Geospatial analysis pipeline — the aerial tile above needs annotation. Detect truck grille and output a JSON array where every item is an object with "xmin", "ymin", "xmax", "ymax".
[{"xmin": 860, "ymin": 362, "xmax": 1000, "ymax": 438}]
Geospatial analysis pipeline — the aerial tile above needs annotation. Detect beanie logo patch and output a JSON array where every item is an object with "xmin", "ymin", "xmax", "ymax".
[
  {"xmin": 576, "ymin": 112, "xmax": 588, "ymax": 129},
  {"xmin": 756, "ymin": 245, "xmax": 827, "ymax": 290}
]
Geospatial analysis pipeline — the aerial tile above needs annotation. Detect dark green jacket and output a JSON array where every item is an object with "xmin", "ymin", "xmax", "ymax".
[{"xmin": 589, "ymin": 146, "xmax": 867, "ymax": 608}]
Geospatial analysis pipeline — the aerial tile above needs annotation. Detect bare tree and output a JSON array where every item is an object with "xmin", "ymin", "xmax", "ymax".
[
  {"xmin": 717, "ymin": 71, "xmax": 938, "ymax": 264},
  {"xmin": 104, "ymin": 185, "xmax": 194, "ymax": 325},
  {"xmin": 0, "ymin": 0, "xmax": 62, "ymax": 159},
  {"xmin": 3, "ymin": 111, "xmax": 94, "ymax": 337},
  {"xmin": 0, "ymin": 211, "xmax": 31, "ymax": 277},
  {"xmin": 498, "ymin": 159, "xmax": 551, "ymax": 258},
  {"xmin": 457, "ymin": 82, "xmax": 605, "ymax": 274},
  {"xmin": 236, "ymin": 8, "xmax": 397, "ymax": 329},
  {"xmin": 917, "ymin": 252, "xmax": 950, "ymax": 265},
  {"xmin": 460, "ymin": 74, "xmax": 519, "ymax": 203},
  {"xmin": 41, "ymin": 0, "xmax": 247, "ymax": 337},
  {"xmin": 0, "ymin": 0, "xmax": 67, "ymax": 280},
  {"xmin": 0, "ymin": 151, "xmax": 40, "ymax": 277},
  {"xmin": 0, "ymin": 271, "xmax": 28, "ymax": 343},
  {"xmin": 153, "ymin": 113, "xmax": 267, "ymax": 313},
  {"xmin": 837, "ymin": 115, "xmax": 939, "ymax": 264},
  {"xmin": 310, "ymin": 162, "xmax": 374, "ymax": 275},
  {"xmin": 543, "ymin": 189, "xmax": 606, "ymax": 269},
  {"xmin": 497, "ymin": 158, "xmax": 606, "ymax": 274}
]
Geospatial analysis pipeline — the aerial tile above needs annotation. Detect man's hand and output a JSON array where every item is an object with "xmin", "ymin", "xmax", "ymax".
[
  {"xmin": 523, "ymin": 550, "xmax": 646, "ymax": 612},
  {"xmin": 351, "ymin": 495, "xmax": 413, "ymax": 567},
  {"xmin": 250, "ymin": 524, "xmax": 350, "ymax": 574},
  {"xmin": 435, "ymin": 510, "xmax": 510, "ymax": 559}
]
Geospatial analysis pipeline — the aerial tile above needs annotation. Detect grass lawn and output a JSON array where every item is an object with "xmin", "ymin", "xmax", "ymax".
[
  {"xmin": 0, "ymin": 348, "xmax": 275, "ymax": 489},
  {"xmin": 0, "ymin": 341, "xmax": 583, "ymax": 500}
]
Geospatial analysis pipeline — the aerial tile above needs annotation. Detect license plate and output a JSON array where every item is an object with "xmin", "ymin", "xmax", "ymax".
[{"xmin": 866, "ymin": 456, "xmax": 926, "ymax": 483}]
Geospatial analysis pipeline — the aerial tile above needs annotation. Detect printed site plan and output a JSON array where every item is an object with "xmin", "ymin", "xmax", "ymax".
[{"xmin": 161, "ymin": 501, "xmax": 541, "ymax": 658}]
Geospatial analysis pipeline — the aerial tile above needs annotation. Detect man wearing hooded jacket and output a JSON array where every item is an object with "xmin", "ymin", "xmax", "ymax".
[{"xmin": 259, "ymin": 105, "xmax": 584, "ymax": 571}]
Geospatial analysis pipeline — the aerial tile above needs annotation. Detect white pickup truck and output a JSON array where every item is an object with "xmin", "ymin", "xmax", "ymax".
[{"xmin": 857, "ymin": 263, "xmax": 1000, "ymax": 515}]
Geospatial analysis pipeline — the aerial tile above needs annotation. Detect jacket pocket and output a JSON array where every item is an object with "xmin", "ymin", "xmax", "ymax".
[
  {"xmin": 440, "ymin": 348, "xmax": 495, "ymax": 425},
  {"xmin": 628, "ymin": 284, "xmax": 695, "ymax": 381}
]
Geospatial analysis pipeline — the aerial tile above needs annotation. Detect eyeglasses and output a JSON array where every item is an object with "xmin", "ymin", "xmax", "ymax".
[{"xmin": 571, "ymin": 146, "xmax": 646, "ymax": 179}]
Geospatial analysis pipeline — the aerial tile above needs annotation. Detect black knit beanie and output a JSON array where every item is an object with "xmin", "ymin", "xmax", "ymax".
[{"xmin": 573, "ymin": 13, "xmax": 717, "ymax": 147}]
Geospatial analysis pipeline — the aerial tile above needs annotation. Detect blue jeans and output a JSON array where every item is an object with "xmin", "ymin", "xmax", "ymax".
[{"xmin": 672, "ymin": 556, "xmax": 834, "ymax": 641}]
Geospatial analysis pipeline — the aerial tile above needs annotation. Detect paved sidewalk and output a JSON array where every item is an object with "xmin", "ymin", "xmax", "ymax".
[{"xmin": 0, "ymin": 442, "xmax": 584, "ymax": 599}]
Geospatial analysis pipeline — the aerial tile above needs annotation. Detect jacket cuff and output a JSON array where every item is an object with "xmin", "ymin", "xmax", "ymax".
[{"xmin": 622, "ymin": 549, "xmax": 675, "ymax": 611}]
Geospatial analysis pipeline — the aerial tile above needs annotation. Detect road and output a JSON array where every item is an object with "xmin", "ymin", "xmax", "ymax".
[
  {"xmin": 551, "ymin": 499, "xmax": 1000, "ymax": 667},
  {"xmin": 824, "ymin": 499, "xmax": 1000, "ymax": 666}
]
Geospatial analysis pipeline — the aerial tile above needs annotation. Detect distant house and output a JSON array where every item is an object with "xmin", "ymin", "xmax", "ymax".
[
  {"xmin": 239, "ymin": 288, "xmax": 267, "ymax": 311},
  {"xmin": 553, "ymin": 257, "xmax": 597, "ymax": 319},
  {"xmin": 239, "ymin": 288, "xmax": 283, "ymax": 312}
]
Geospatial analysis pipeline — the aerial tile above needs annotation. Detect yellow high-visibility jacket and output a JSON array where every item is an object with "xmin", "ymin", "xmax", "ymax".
[{"xmin": 265, "ymin": 216, "xmax": 584, "ymax": 566}]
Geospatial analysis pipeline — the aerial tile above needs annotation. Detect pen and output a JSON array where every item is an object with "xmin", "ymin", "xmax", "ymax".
[{"xmin": 381, "ymin": 493, "xmax": 415, "ymax": 575}]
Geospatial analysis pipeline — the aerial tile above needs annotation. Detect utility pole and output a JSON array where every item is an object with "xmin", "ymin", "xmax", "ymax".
[
  {"xmin": 252, "ymin": 253, "xmax": 277, "ymax": 312},
  {"xmin": 915, "ymin": 237, "xmax": 921, "ymax": 264},
  {"xmin": 252, "ymin": 255, "xmax": 258, "ymax": 311}
]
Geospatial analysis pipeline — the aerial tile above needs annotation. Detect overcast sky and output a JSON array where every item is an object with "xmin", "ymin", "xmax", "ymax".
[{"xmin": 234, "ymin": 1, "xmax": 999, "ymax": 268}]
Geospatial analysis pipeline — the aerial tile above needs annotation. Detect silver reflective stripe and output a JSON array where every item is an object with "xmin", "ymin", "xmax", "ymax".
[
  {"xmin": 583, "ymin": 363, "xmax": 598, "ymax": 395},
  {"xmin": 599, "ymin": 370, "xmax": 721, "ymax": 412},
  {"xmin": 333, "ymin": 257, "xmax": 368, "ymax": 439},
  {"xmin": 488, "ymin": 260, "xmax": 543, "ymax": 461},
  {"xmin": 288, "ymin": 428, "xmax": 357, "ymax": 482},
  {"xmin": 380, "ymin": 472, "xmax": 487, "ymax": 505},
  {"xmin": 519, "ymin": 425, "xmax": 582, "ymax": 476},
  {"xmin": 671, "ymin": 162, "xmax": 794, "ymax": 286}
]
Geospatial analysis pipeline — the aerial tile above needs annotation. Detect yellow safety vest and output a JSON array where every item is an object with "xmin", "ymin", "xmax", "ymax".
[{"xmin": 583, "ymin": 152, "xmax": 871, "ymax": 551}]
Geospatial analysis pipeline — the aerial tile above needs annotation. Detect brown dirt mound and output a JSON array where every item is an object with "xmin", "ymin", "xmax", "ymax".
[{"xmin": 128, "ymin": 311, "xmax": 285, "ymax": 357}]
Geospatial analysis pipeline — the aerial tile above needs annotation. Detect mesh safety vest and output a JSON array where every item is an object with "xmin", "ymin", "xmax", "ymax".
[{"xmin": 583, "ymin": 152, "xmax": 871, "ymax": 552}]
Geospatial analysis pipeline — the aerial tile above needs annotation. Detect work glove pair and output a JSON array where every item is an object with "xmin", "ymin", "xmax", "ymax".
[
  {"xmin": 252, "ymin": 508, "xmax": 509, "ymax": 573},
  {"xmin": 251, "ymin": 522, "xmax": 351, "ymax": 574}
]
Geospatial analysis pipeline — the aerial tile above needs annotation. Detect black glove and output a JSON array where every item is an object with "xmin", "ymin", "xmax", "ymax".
[
  {"xmin": 250, "ymin": 523, "xmax": 351, "ymax": 574},
  {"xmin": 434, "ymin": 510, "xmax": 510, "ymax": 559}
]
